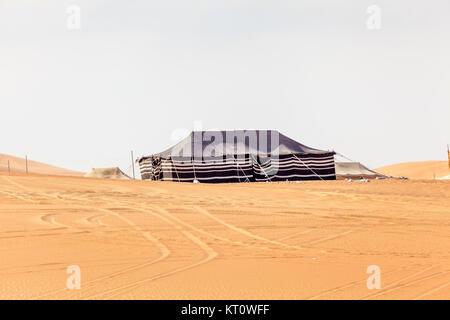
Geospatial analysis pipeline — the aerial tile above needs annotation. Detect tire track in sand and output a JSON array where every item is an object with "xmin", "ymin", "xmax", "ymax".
[
  {"xmin": 40, "ymin": 213, "xmax": 70, "ymax": 229},
  {"xmin": 76, "ymin": 199, "xmax": 218, "ymax": 299},
  {"xmin": 4, "ymin": 176, "xmax": 217, "ymax": 299},
  {"xmin": 85, "ymin": 229, "xmax": 217, "ymax": 300},
  {"xmin": 19, "ymin": 183, "xmax": 211, "ymax": 298},
  {"xmin": 30, "ymin": 206, "xmax": 171, "ymax": 300},
  {"xmin": 150, "ymin": 206, "xmax": 276, "ymax": 251},
  {"xmin": 0, "ymin": 189, "xmax": 37, "ymax": 204},
  {"xmin": 412, "ymin": 280, "xmax": 450, "ymax": 300},
  {"xmin": 194, "ymin": 205, "xmax": 301, "ymax": 250},
  {"xmin": 2, "ymin": 176, "xmax": 77, "ymax": 230},
  {"xmin": 84, "ymin": 214, "xmax": 107, "ymax": 227},
  {"xmin": 363, "ymin": 270, "xmax": 450, "ymax": 300},
  {"xmin": 360, "ymin": 265, "xmax": 441, "ymax": 300},
  {"xmin": 1, "ymin": 176, "xmax": 63, "ymax": 202},
  {"xmin": 299, "ymin": 230, "xmax": 353, "ymax": 246},
  {"xmin": 305, "ymin": 266, "xmax": 411, "ymax": 300},
  {"xmin": 274, "ymin": 229, "xmax": 313, "ymax": 241},
  {"xmin": 31, "ymin": 193, "xmax": 218, "ymax": 299},
  {"xmin": 10, "ymin": 180, "xmax": 172, "ymax": 300}
]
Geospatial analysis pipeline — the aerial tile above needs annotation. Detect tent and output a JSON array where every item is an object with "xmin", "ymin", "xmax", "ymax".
[
  {"xmin": 438, "ymin": 175, "xmax": 450, "ymax": 180},
  {"xmin": 84, "ymin": 167, "xmax": 131, "ymax": 180},
  {"xmin": 138, "ymin": 130, "xmax": 336, "ymax": 183},
  {"xmin": 335, "ymin": 162, "xmax": 385, "ymax": 180}
]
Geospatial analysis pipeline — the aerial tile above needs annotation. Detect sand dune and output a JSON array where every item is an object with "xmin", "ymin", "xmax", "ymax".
[
  {"xmin": 0, "ymin": 173, "xmax": 448, "ymax": 300},
  {"xmin": 0, "ymin": 154, "xmax": 83, "ymax": 177},
  {"xmin": 376, "ymin": 161, "xmax": 449, "ymax": 180}
]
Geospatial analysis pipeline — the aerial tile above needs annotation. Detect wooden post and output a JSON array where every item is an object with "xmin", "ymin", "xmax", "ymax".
[
  {"xmin": 25, "ymin": 155, "xmax": 28, "ymax": 174},
  {"xmin": 8, "ymin": 160, "xmax": 10, "ymax": 175},
  {"xmin": 447, "ymin": 144, "xmax": 450, "ymax": 174},
  {"xmin": 131, "ymin": 151, "xmax": 135, "ymax": 180}
]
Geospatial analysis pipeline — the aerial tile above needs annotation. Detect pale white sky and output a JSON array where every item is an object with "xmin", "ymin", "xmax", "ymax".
[{"xmin": 1, "ymin": 0, "xmax": 449, "ymax": 175}]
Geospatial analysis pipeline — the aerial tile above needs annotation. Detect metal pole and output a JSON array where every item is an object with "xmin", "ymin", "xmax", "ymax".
[
  {"xmin": 8, "ymin": 160, "xmax": 10, "ymax": 175},
  {"xmin": 131, "ymin": 151, "xmax": 135, "ymax": 180},
  {"xmin": 25, "ymin": 155, "xmax": 28, "ymax": 174}
]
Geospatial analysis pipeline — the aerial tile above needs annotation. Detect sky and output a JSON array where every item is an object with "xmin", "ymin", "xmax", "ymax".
[{"xmin": 0, "ymin": 0, "xmax": 449, "ymax": 176}]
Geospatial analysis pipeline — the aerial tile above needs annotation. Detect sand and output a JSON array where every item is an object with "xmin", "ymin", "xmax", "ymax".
[
  {"xmin": 0, "ymin": 154, "xmax": 83, "ymax": 177},
  {"xmin": 376, "ymin": 161, "xmax": 449, "ymax": 180},
  {"xmin": 0, "ymin": 173, "xmax": 449, "ymax": 300}
]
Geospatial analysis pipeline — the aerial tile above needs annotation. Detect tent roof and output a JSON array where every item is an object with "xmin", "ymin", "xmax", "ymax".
[
  {"xmin": 335, "ymin": 162, "xmax": 384, "ymax": 177},
  {"xmin": 84, "ymin": 167, "xmax": 131, "ymax": 180},
  {"xmin": 149, "ymin": 130, "xmax": 333, "ymax": 159}
]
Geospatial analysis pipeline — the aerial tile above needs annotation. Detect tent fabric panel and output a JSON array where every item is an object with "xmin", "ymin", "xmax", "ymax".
[
  {"xmin": 335, "ymin": 162, "xmax": 385, "ymax": 179},
  {"xmin": 138, "ymin": 153, "xmax": 336, "ymax": 183}
]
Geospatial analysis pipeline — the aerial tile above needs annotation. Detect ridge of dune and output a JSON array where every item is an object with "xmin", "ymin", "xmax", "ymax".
[
  {"xmin": 0, "ymin": 153, "xmax": 83, "ymax": 177},
  {"xmin": 376, "ymin": 160, "xmax": 449, "ymax": 180}
]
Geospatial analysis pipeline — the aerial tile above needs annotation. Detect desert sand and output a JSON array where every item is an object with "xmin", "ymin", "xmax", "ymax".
[
  {"xmin": 0, "ymin": 172, "xmax": 449, "ymax": 300},
  {"xmin": 376, "ymin": 161, "xmax": 449, "ymax": 180},
  {"xmin": 0, "ymin": 154, "xmax": 83, "ymax": 177}
]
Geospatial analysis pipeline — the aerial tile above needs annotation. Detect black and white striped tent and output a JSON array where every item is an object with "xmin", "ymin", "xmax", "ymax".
[{"xmin": 138, "ymin": 130, "xmax": 336, "ymax": 183}]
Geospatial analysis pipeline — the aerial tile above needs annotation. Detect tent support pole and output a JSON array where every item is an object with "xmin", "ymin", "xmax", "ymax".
[
  {"xmin": 292, "ymin": 154, "xmax": 325, "ymax": 181},
  {"xmin": 171, "ymin": 158, "xmax": 181, "ymax": 182},
  {"xmin": 192, "ymin": 157, "xmax": 197, "ymax": 182},
  {"xmin": 251, "ymin": 154, "xmax": 271, "ymax": 182},
  {"xmin": 131, "ymin": 151, "xmax": 135, "ymax": 180},
  {"xmin": 235, "ymin": 155, "xmax": 250, "ymax": 183}
]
